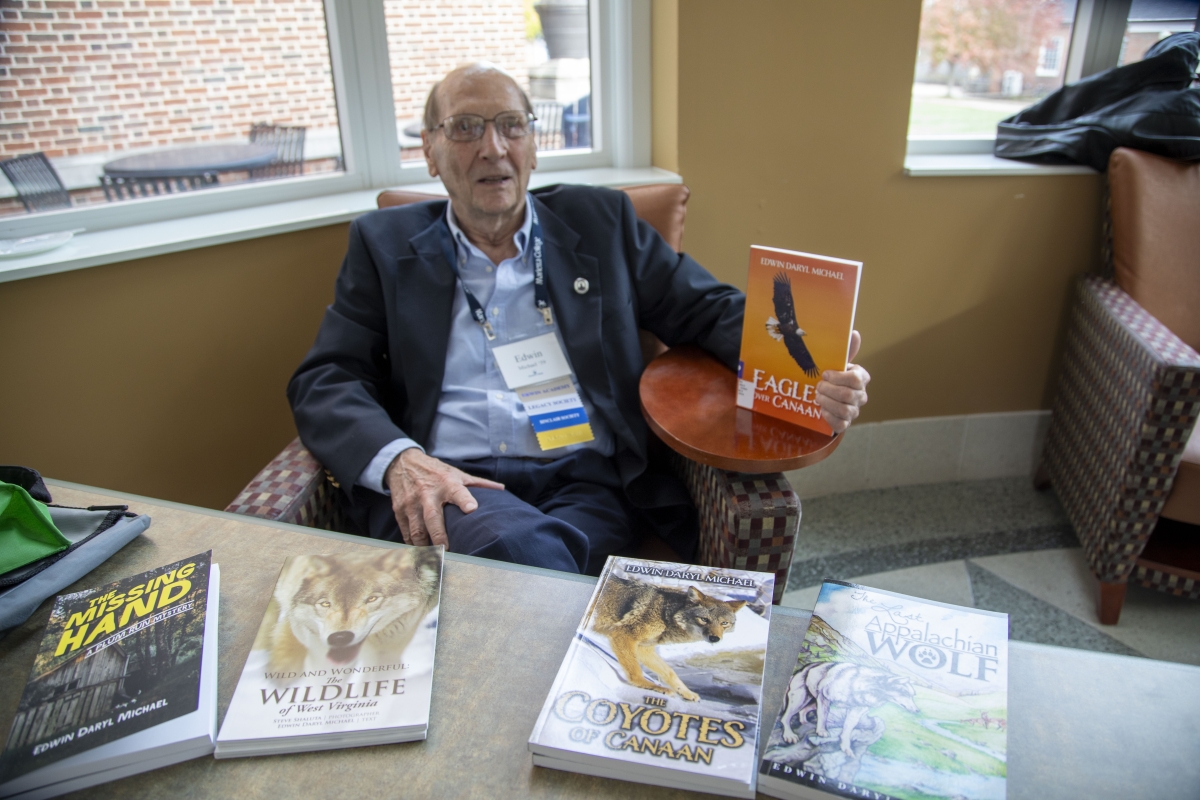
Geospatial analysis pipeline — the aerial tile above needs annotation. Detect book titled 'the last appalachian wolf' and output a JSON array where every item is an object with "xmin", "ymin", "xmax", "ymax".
[
  {"xmin": 737, "ymin": 246, "xmax": 862, "ymax": 436},
  {"xmin": 0, "ymin": 552, "xmax": 219, "ymax": 800},
  {"xmin": 758, "ymin": 581, "xmax": 1009, "ymax": 800}
]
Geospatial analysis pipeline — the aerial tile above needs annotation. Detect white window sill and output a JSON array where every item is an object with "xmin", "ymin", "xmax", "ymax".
[
  {"xmin": 905, "ymin": 153, "xmax": 1097, "ymax": 177},
  {"xmin": 0, "ymin": 166, "xmax": 681, "ymax": 284}
]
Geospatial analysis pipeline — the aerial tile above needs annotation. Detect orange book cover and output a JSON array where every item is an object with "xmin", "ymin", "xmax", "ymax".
[{"xmin": 736, "ymin": 246, "xmax": 862, "ymax": 436}]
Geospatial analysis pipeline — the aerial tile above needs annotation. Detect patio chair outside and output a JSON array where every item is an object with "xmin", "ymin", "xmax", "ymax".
[
  {"xmin": 0, "ymin": 152, "xmax": 71, "ymax": 213},
  {"xmin": 101, "ymin": 173, "xmax": 219, "ymax": 201},
  {"xmin": 532, "ymin": 102, "xmax": 562, "ymax": 151},
  {"xmin": 248, "ymin": 123, "xmax": 306, "ymax": 179}
]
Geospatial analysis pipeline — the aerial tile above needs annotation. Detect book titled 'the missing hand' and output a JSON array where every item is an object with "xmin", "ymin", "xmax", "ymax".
[
  {"xmin": 737, "ymin": 246, "xmax": 862, "ymax": 436},
  {"xmin": 528, "ymin": 556, "xmax": 775, "ymax": 799},
  {"xmin": 0, "ymin": 552, "xmax": 219, "ymax": 800},
  {"xmin": 215, "ymin": 546, "xmax": 444, "ymax": 758},
  {"xmin": 758, "ymin": 581, "xmax": 1009, "ymax": 800}
]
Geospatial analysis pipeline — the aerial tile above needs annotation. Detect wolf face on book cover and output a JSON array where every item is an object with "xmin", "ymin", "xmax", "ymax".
[
  {"xmin": 0, "ymin": 553, "xmax": 212, "ymax": 784},
  {"xmin": 760, "ymin": 582, "xmax": 1009, "ymax": 800},
  {"xmin": 529, "ymin": 558, "xmax": 774, "ymax": 795},
  {"xmin": 217, "ymin": 547, "xmax": 442, "ymax": 747}
]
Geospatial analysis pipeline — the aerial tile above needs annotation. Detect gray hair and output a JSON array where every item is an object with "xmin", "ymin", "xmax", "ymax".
[{"xmin": 423, "ymin": 62, "xmax": 534, "ymax": 131}]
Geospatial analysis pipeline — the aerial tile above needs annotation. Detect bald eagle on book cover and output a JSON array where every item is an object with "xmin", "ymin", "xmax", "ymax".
[{"xmin": 766, "ymin": 273, "xmax": 820, "ymax": 378}]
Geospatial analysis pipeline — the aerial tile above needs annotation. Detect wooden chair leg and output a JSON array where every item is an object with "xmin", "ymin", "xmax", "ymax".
[
  {"xmin": 1033, "ymin": 461, "xmax": 1051, "ymax": 490},
  {"xmin": 1097, "ymin": 580, "xmax": 1128, "ymax": 625}
]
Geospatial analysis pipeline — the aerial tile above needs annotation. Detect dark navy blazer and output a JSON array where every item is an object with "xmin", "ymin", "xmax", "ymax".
[{"xmin": 287, "ymin": 184, "xmax": 745, "ymax": 515}]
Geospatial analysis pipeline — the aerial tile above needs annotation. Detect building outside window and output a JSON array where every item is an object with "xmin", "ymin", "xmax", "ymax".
[
  {"xmin": 909, "ymin": 0, "xmax": 1078, "ymax": 138},
  {"xmin": 1118, "ymin": 0, "xmax": 1200, "ymax": 65},
  {"xmin": 0, "ymin": 0, "xmax": 605, "ymax": 225},
  {"xmin": 0, "ymin": 0, "xmax": 345, "ymax": 218}
]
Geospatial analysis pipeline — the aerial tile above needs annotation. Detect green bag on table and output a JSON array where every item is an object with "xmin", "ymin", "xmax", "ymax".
[{"xmin": 0, "ymin": 481, "xmax": 70, "ymax": 576}]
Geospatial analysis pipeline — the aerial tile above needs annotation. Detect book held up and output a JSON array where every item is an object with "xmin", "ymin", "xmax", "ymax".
[{"xmin": 737, "ymin": 246, "xmax": 862, "ymax": 436}]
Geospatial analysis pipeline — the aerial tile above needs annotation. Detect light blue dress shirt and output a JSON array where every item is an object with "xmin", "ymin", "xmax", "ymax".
[{"xmin": 357, "ymin": 196, "xmax": 615, "ymax": 494}]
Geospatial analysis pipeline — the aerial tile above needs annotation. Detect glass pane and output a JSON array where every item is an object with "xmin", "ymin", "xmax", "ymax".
[
  {"xmin": 385, "ymin": 0, "xmax": 592, "ymax": 165},
  {"xmin": 0, "ymin": 0, "xmax": 344, "ymax": 218},
  {"xmin": 909, "ymin": 0, "xmax": 1077, "ymax": 137},
  {"xmin": 1119, "ymin": 0, "xmax": 1198, "ymax": 65}
]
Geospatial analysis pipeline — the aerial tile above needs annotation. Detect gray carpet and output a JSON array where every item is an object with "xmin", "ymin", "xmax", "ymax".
[
  {"xmin": 787, "ymin": 477, "xmax": 1075, "ymax": 591},
  {"xmin": 786, "ymin": 476, "xmax": 1144, "ymax": 656}
]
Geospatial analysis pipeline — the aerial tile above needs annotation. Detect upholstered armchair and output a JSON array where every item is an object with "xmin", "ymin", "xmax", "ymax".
[
  {"xmin": 227, "ymin": 184, "xmax": 800, "ymax": 603},
  {"xmin": 1038, "ymin": 147, "xmax": 1200, "ymax": 624}
]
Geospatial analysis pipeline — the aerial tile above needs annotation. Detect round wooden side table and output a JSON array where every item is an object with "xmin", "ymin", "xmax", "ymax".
[{"xmin": 639, "ymin": 345, "xmax": 841, "ymax": 473}]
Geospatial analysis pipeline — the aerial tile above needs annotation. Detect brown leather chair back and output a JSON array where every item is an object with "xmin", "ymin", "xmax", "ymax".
[
  {"xmin": 376, "ymin": 183, "xmax": 689, "ymax": 250},
  {"xmin": 1108, "ymin": 147, "xmax": 1200, "ymax": 351}
]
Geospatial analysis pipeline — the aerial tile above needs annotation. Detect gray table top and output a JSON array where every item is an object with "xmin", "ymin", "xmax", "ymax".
[
  {"xmin": 2, "ymin": 481, "xmax": 1198, "ymax": 799},
  {"xmin": 102, "ymin": 144, "xmax": 277, "ymax": 178}
]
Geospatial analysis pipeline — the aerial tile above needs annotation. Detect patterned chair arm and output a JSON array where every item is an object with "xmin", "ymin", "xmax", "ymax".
[
  {"xmin": 672, "ymin": 452, "xmax": 799, "ymax": 605},
  {"xmin": 1041, "ymin": 276, "xmax": 1200, "ymax": 583},
  {"xmin": 225, "ymin": 437, "xmax": 344, "ymax": 531}
]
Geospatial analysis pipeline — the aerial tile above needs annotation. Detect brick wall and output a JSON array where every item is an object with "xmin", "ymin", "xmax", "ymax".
[
  {"xmin": 385, "ymin": 0, "xmax": 528, "ymax": 129},
  {"xmin": 0, "ymin": 0, "xmax": 531, "ymax": 162}
]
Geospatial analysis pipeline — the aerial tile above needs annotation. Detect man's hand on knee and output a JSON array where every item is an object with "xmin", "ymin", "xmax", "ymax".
[
  {"xmin": 815, "ymin": 330, "xmax": 871, "ymax": 434},
  {"xmin": 385, "ymin": 449, "xmax": 504, "ymax": 547}
]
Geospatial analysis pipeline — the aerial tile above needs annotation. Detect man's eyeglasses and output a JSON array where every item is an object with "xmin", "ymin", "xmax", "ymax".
[{"xmin": 432, "ymin": 111, "xmax": 536, "ymax": 142}]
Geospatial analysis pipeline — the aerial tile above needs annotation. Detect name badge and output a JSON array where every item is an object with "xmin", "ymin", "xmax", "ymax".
[{"xmin": 491, "ymin": 332, "xmax": 595, "ymax": 451}]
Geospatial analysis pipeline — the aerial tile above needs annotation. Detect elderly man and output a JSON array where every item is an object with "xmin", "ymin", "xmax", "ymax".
[{"xmin": 288, "ymin": 63, "xmax": 870, "ymax": 575}]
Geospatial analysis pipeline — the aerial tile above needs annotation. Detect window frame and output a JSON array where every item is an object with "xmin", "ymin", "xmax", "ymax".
[
  {"xmin": 0, "ymin": 0, "xmax": 651, "ymax": 239},
  {"xmin": 906, "ymin": 0, "xmax": 1181, "ymax": 159}
]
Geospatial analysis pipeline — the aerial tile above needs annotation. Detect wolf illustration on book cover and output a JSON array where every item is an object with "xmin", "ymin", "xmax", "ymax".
[{"xmin": 761, "ymin": 582, "xmax": 1008, "ymax": 800}]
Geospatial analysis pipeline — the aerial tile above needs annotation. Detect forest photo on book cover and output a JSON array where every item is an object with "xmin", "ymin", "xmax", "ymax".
[{"xmin": 0, "ymin": 553, "xmax": 211, "ymax": 783}]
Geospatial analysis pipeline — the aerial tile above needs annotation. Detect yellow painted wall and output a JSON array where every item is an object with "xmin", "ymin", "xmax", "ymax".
[
  {"xmin": 651, "ymin": 0, "xmax": 679, "ymax": 173},
  {"xmin": 675, "ymin": 0, "xmax": 1102, "ymax": 421},
  {"xmin": 0, "ymin": 225, "xmax": 348, "ymax": 509}
]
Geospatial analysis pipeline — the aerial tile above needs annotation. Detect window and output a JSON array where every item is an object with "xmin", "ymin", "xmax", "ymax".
[
  {"xmin": 909, "ymin": 0, "xmax": 1077, "ymax": 138},
  {"xmin": 384, "ymin": 0, "xmax": 594, "ymax": 166},
  {"xmin": 0, "ymin": 0, "xmax": 648, "ymax": 238},
  {"xmin": 0, "ymin": 0, "xmax": 345, "ymax": 220},
  {"xmin": 1118, "ymin": 0, "xmax": 1199, "ymax": 65},
  {"xmin": 907, "ymin": 0, "xmax": 1198, "ymax": 154}
]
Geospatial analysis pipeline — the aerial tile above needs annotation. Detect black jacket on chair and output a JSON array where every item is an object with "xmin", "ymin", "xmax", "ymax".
[{"xmin": 287, "ymin": 184, "xmax": 745, "ymax": 525}]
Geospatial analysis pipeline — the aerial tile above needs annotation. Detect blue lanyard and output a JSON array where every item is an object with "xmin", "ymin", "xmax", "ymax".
[{"xmin": 437, "ymin": 201, "xmax": 552, "ymax": 341}]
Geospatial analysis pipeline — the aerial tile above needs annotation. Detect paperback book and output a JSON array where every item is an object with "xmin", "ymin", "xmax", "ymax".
[
  {"xmin": 736, "ymin": 246, "xmax": 862, "ymax": 436},
  {"xmin": 0, "ymin": 552, "xmax": 219, "ymax": 800},
  {"xmin": 215, "ymin": 546, "xmax": 443, "ymax": 757},
  {"xmin": 759, "ymin": 581, "xmax": 1009, "ymax": 800},
  {"xmin": 528, "ymin": 556, "xmax": 775, "ymax": 798}
]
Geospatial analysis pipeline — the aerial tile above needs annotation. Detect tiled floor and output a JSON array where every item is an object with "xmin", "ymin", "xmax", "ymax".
[{"xmin": 779, "ymin": 477, "xmax": 1200, "ymax": 667}]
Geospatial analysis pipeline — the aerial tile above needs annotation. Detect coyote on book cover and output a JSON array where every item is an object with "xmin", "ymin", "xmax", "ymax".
[{"xmin": 737, "ymin": 246, "xmax": 861, "ymax": 436}]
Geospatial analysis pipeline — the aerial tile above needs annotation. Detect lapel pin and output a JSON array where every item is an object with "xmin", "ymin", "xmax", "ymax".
[{"xmin": 574, "ymin": 277, "xmax": 589, "ymax": 295}]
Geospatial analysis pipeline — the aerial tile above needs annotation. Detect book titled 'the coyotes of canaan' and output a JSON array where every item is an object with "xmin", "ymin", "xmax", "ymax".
[
  {"xmin": 0, "ymin": 552, "xmax": 220, "ymax": 800},
  {"xmin": 758, "ymin": 581, "xmax": 1009, "ymax": 800},
  {"xmin": 215, "ymin": 546, "xmax": 444, "ymax": 757},
  {"xmin": 737, "ymin": 246, "xmax": 862, "ymax": 436},
  {"xmin": 528, "ymin": 556, "xmax": 775, "ymax": 798}
]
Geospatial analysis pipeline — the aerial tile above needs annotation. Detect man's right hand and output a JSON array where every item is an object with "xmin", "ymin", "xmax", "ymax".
[{"xmin": 385, "ymin": 449, "xmax": 504, "ymax": 547}]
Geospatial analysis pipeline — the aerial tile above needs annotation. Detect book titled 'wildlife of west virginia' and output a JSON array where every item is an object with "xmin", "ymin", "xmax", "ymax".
[
  {"xmin": 215, "ymin": 547, "xmax": 444, "ymax": 757},
  {"xmin": 0, "ymin": 552, "xmax": 219, "ymax": 800},
  {"xmin": 737, "ymin": 246, "xmax": 862, "ymax": 436},
  {"xmin": 528, "ymin": 556, "xmax": 775, "ymax": 799},
  {"xmin": 758, "ymin": 581, "xmax": 1009, "ymax": 800}
]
